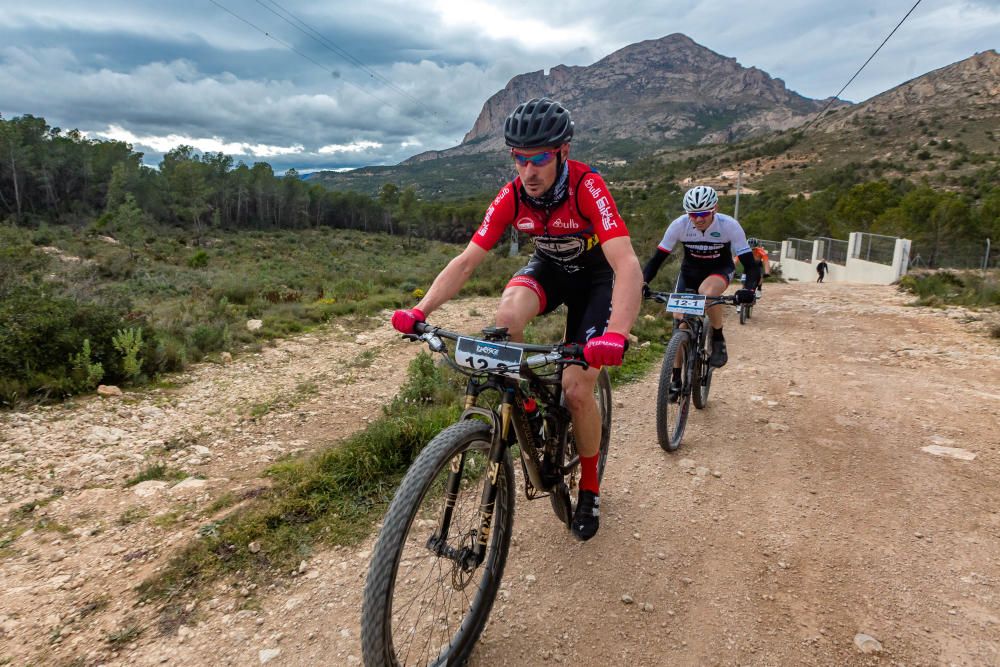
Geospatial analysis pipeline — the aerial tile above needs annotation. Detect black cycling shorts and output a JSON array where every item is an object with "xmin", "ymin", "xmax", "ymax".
[
  {"xmin": 675, "ymin": 265, "xmax": 735, "ymax": 294},
  {"xmin": 507, "ymin": 255, "xmax": 614, "ymax": 345}
]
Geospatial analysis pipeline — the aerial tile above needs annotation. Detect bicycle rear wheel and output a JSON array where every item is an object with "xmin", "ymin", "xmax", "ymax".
[
  {"xmin": 361, "ymin": 420, "xmax": 514, "ymax": 667},
  {"xmin": 551, "ymin": 368, "xmax": 612, "ymax": 525},
  {"xmin": 656, "ymin": 330, "xmax": 692, "ymax": 451}
]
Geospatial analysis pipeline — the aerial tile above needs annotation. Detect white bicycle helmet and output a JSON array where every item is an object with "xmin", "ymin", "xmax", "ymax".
[
  {"xmin": 747, "ymin": 237, "xmax": 760, "ymax": 247},
  {"xmin": 683, "ymin": 185, "xmax": 718, "ymax": 213}
]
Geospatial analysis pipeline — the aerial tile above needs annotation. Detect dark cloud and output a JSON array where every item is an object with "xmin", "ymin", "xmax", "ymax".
[{"xmin": 1, "ymin": 1, "xmax": 996, "ymax": 172}]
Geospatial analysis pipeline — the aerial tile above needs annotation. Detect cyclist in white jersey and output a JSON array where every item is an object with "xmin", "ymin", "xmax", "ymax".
[{"xmin": 642, "ymin": 186, "xmax": 757, "ymax": 395}]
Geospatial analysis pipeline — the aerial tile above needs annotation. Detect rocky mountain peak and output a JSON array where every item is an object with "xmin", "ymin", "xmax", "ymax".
[{"xmin": 407, "ymin": 33, "xmax": 828, "ymax": 164}]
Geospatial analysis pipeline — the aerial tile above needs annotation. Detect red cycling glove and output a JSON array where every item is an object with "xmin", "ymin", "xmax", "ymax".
[
  {"xmin": 391, "ymin": 307, "xmax": 426, "ymax": 334},
  {"xmin": 583, "ymin": 332, "xmax": 627, "ymax": 369}
]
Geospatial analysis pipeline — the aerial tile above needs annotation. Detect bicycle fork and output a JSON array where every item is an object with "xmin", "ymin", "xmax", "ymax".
[{"xmin": 428, "ymin": 390, "xmax": 515, "ymax": 572}]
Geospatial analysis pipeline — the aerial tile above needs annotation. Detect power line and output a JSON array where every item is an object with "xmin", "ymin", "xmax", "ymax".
[
  {"xmin": 255, "ymin": 0, "xmax": 439, "ymax": 119},
  {"xmin": 803, "ymin": 0, "xmax": 924, "ymax": 131},
  {"xmin": 205, "ymin": 0, "xmax": 404, "ymax": 116}
]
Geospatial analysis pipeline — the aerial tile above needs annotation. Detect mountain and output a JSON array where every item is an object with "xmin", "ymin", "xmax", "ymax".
[
  {"xmin": 406, "ymin": 33, "xmax": 833, "ymax": 163},
  {"xmin": 715, "ymin": 48, "xmax": 1000, "ymax": 192},
  {"xmin": 308, "ymin": 41, "xmax": 998, "ymax": 199},
  {"xmin": 815, "ymin": 49, "xmax": 999, "ymax": 132}
]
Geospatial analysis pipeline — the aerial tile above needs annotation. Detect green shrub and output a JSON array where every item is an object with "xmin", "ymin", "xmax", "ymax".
[
  {"xmin": 188, "ymin": 323, "xmax": 229, "ymax": 358},
  {"xmin": 330, "ymin": 278, "xmax": 369, "ymax": 302},
  {"xmin": 69, "ymin": 339, "xmax": 105, "ymax": 392},
  {"xmin": 187, "ymin": 250, "xmax": 209, "ymax": 268},
  {"xmin": 112, "ymin": 328, "xmax": 144, "ymax": 381}
]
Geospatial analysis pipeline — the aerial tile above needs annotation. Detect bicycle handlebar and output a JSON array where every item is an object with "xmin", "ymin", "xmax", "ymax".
[
  {"xmin": 409, "ymin": 322, "xmax": 588, "ymax": 371},
  {"xmin": 646, "ymin": 290, "xmax": 740, "ymax": 306}
]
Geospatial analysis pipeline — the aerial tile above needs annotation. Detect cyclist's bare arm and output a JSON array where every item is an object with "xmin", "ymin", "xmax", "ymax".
[
  {"xmin": 602, "ymin": 236, "xmax": 643, "ymax": 335},
  {"xmin": 415, "ymin": 242, "xmax": 489, "ymax": 316}
]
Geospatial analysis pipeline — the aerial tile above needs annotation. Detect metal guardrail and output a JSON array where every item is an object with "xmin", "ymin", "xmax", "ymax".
[
  {"xmin": 816, "ymin": 237, "xmax": 849, "ymax": 266},
  {"xmin": 786, "ymin": 238, "xmax": 813, "ymax": 263},
  {"xmin": 852, "ymin": 233, "xmax": 897, "ymax": 266}
]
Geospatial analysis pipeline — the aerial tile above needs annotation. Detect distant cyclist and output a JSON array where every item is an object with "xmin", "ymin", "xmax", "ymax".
[
  {"xmin": 740, "ymin": 238, "xmax": 770, "ymax": 295},
  {"xmin": 642, "ymin": 185, "xmax": 757, "ymax": 395}
]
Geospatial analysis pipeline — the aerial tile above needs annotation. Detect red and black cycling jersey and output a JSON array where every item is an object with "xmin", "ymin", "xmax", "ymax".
[{"xmin": 471, "ymin": 160, "xmax": 630, "ymax": 272}]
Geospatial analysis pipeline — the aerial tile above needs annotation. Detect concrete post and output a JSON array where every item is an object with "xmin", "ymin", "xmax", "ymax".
[{"xmin": 892, "ymin": 238, "xmax": 912, "ymax": 281}]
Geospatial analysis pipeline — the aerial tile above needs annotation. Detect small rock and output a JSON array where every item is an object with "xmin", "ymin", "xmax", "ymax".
[
  {"xmin": 853, "ymin": 633, "xmax": 882, "ymax": 654},
  {"xmin": 621, "ymin": 594, "xmax": 634, "ymax": 604},
  {"xmin": 711, "ymin": 470, "xmax": 722, "ymax": 478},
  {"xmin": 259, "ymin": 648, "xmax": 282, "ymax": 664},
  {"xmin": 249, "ymin": 541, "xmax": 261, "ymax": 554},
  {"xmin": 679, "ymin": 577, "xmax": 693, "ymax": 585},
  {"xmin": 221, "ymin": 352, "xmax": 233, "ymax": 364},
  {"xmin": 247, "ymin": 319, "xmax": 263, "ymax": 331},
  {"xmin": 298, "ymin": 560, "xmax": 308, "ymax": 574},
  {"xmin": 642, "ymin": 602, "xmax": 654, "ymax": 612},
  {"xmin": 132, "ymin": 480, "xmax": 170, "ymax": 497},
  {"xmin": 525, "ymin": 574, "xmax": 537, "ymax": 584},
  {"xmin": 695, "ymin": 466, "xmax": 710, "ymax": 477},
  {"xmin": 787, "ymin": 391, "xmax": 804, "ymax": 397},
  {"xmin": 678, "ymin": 458, "xmax": 696, "ymax": 472},
  {"xmin": 921, "ymin": 445, "xmax": 975, "ymax": 461},
  {"xmin": 97, "ymin": 385, "xmax": 123, "ymax": 397},
  {"xmin": 170, "ymin": 478, "xmax": 208, "ymax": 493}
]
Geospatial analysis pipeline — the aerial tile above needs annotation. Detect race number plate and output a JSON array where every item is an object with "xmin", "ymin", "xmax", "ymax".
[
  {"xmin": 665, "ymin": 293, "xmax": 707, "ymax": 316},
  {"xmin": 455, "ymin": 337, "xmax": 524, "ymax": 374}
]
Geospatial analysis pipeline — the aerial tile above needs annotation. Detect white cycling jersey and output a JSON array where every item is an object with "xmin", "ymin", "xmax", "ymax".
[{"xmin": 657, "ymin": 212, "xmax": 751, "ymax": 270}]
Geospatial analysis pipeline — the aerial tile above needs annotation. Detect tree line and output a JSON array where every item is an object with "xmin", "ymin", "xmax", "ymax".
[
  {"xmin": 0, "ymin": 114, "xmax": 486, "ymax": 244},
  {"xmin": 2, "ymin": 112, "xmax": 997, "ymax": 267}
]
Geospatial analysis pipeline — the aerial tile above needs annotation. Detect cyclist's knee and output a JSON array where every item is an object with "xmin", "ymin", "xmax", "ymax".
[
  {"xmin": 494, "ymin": 302, "xmax": 532, "ymax": 340},
  {"xmin": 561, "ymin": 372, "xmax": 597, "ymax": 413}
]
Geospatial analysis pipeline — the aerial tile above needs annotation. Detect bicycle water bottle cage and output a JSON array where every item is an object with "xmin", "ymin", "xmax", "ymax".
[{"xmin": 481, "ymin": 326, "xmax": 510, "ymax": 341}]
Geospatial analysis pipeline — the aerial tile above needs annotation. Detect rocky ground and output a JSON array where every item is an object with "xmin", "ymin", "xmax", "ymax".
[{"xmin": 1, "ymin": 283, "xmax": 998, "ymax": 666}]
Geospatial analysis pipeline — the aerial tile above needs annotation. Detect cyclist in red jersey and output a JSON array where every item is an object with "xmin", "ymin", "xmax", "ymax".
[{"xmin": 392, "ymin": 98, "xmax": 643, "ymax": 541}]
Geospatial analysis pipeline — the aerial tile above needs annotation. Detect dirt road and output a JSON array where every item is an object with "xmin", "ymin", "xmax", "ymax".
[{"xmin": 2, "ymin": 283, "xmax": 999, "ymax": 666}]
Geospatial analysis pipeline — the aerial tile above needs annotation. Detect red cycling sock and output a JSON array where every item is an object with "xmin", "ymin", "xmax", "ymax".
[{"xmin": 579, "ymin": 454, "xmax": 600, "ymax": 495}]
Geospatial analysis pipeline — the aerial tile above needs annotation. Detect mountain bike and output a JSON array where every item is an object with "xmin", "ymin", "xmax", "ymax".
[
  {"xmin": 361, "ymin": 322, "xmax": 611, "ymax": 666},
  {"xmin": 647, "ymin": 290, "xmax": 739, "ymax": 452},
  {"xmin": 736, "ymin": 273, "xmax": 758, "ymax": 325}
]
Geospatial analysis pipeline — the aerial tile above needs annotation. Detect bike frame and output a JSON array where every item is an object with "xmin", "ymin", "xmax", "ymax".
[{"xmin": 414, "ymin": 325, "xmax": 582, "ymax": 572}]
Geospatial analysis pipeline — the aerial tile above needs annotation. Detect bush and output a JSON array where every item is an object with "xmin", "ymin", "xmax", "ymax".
[
  {"xmin": 187, "ymin": 250, "xmax": 209, "ymax": 268},
  {"xmin": 0, "ymin": 284, "xmax": 133, "ymax": 402}
]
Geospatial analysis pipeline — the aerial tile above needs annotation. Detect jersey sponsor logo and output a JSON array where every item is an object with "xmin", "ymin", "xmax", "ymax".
[
  {"xmin": 492, "ymin": 186, "xmax": 510, "ymax": 207},
  {"xmin": 516, "ymin": 217, "xmax": 536, "ymax": 231},
  {"xmin": 550, "ymin": 217, "xmax": 580, "ymax": 230},
  {"xmin": 534, "ymin": 235, "xmax": 585, "ymax": 263},
  {"xmin": 583, "ymin": 178, "xmax": 601, "ymax": 199},
  {"xmin": 595, "ymin": 195, "xmax": 617, "ymax": 231},
  {"xmin": 710, "ymin": 231, "xmax": 721, "ymax": 237}
]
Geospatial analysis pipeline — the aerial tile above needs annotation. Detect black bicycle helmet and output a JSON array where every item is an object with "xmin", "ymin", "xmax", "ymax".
[{"xmin": 504, "ymin": 97, "xmax": 574, "ymax": 148}]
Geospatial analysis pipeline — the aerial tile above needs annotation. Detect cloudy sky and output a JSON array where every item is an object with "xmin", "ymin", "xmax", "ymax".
[{"xmin": 1, "ymin": 1, "xmax": 997, "ymax": 173}]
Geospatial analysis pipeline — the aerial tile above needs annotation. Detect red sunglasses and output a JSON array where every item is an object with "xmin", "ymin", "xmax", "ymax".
[
  {"xmin": 688, "ymin": 210, "xmax": 714, "ymax": 219},
  {"xmin": 512, "ymin": 149, "xmax": 559, "ymax": 167}
]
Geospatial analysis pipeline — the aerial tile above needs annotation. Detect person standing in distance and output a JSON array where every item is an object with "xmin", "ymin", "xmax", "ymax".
[
  {"xmin": 641, "ymin": 185, "xmax": 757, "ymax": 398},
  {"xmin": 391, "ymin": 98, "xmax": 643, "ymax": 541},
  {"xmin": 816, "ymin": 258, "xmax": 829, "ymax": 283}
]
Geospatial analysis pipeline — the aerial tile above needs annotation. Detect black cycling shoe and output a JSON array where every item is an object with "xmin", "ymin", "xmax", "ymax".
[
  {"xmin": 709, "ymin": 337, "xmax": 728, "ymax": 368},
  {"xmin": 668, "ymin": 377, "xmax": 682, "ymax": 402},
  {"xmin": 572, "ymin": 490, "xmax": 600, "ymax": 541}
]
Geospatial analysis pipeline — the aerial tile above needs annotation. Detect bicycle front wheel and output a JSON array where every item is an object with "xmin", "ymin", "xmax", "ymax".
[
  {"xmin": 361, "ymin": 420, "xmax": 514, "ymax": 667},
  {"xmin": 739, "ymin": 304, "xmax": 748, "ymax": 325},
  {"xmin": 656, "ymin": 330, "xmax": 692, "ymax": 451}
]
